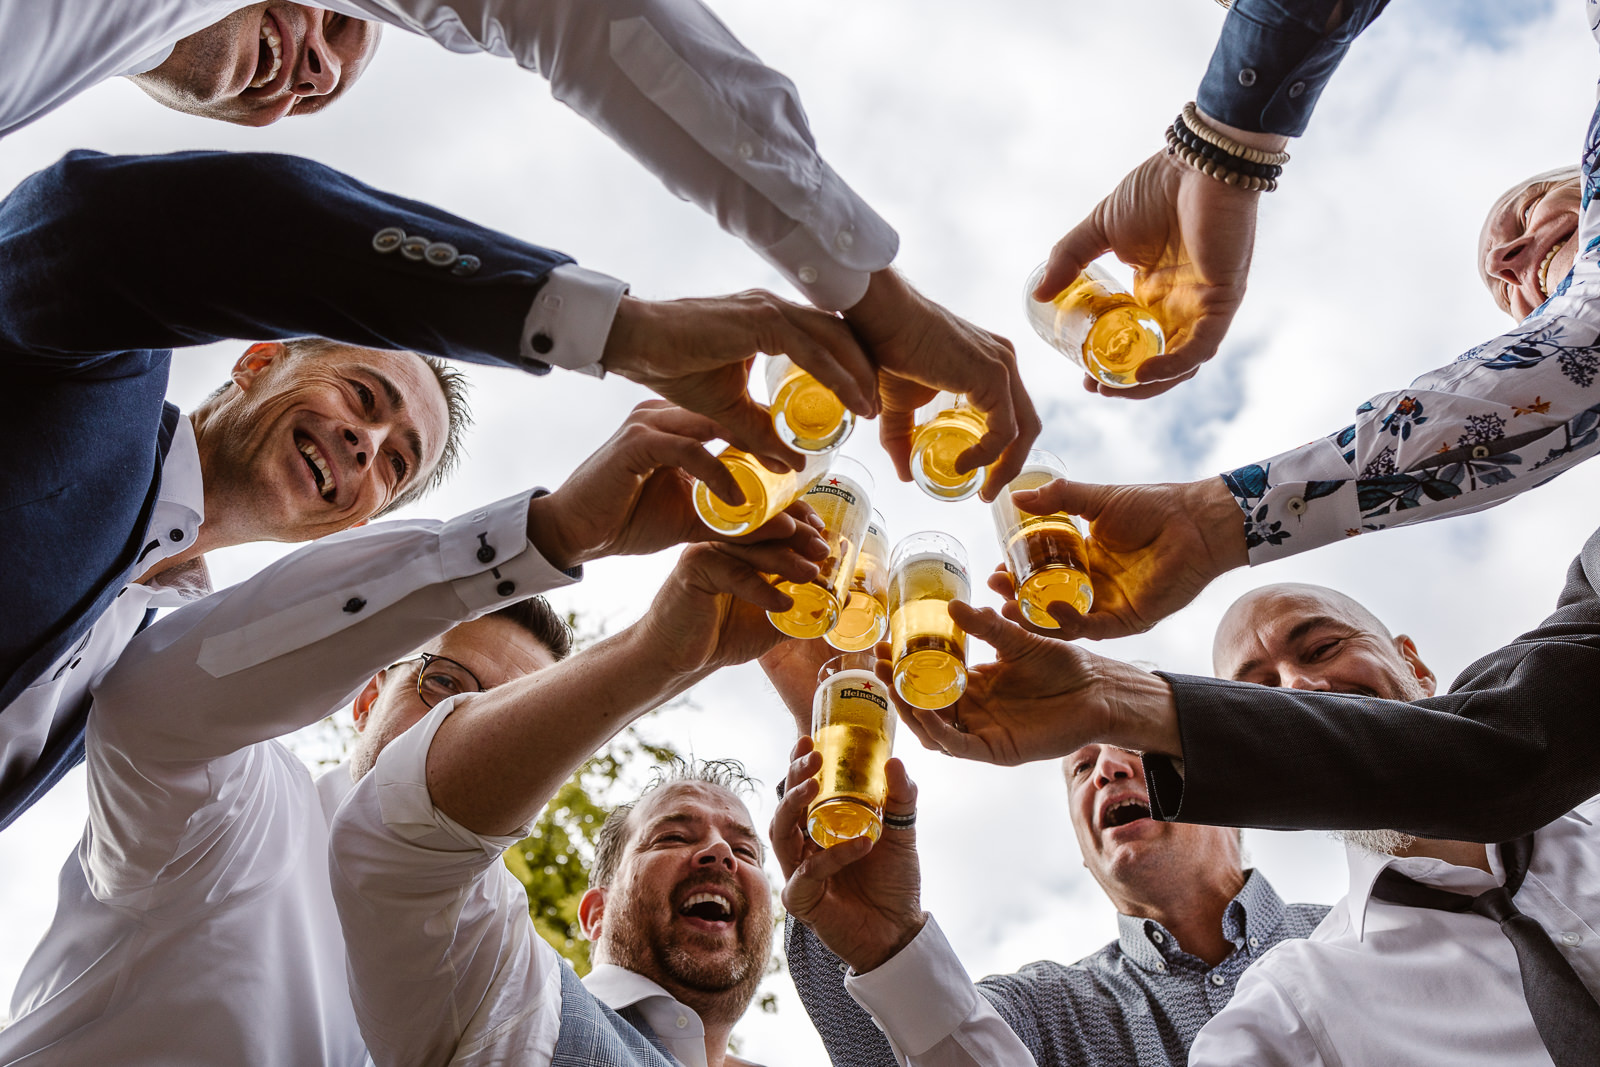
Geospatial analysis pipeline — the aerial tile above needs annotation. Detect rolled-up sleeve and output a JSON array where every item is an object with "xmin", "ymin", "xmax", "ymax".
[{"xmin": 327, "ymin": 0, "xmax": 898, "ymax": 309}]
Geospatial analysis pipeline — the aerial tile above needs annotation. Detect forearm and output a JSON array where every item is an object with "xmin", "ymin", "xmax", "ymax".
[
  {"xmin": 0, "ymin": 151, "xmax": 593, "ymax": 372},
  {"xmin": 427, "ymin": 624, "xmax": 704, "ymax": 835},
  {"xmin": 338, "ymin": 0, "xmax": 897, "ymax": 309},
  {"xmin": 1222, "ymin": 311, "xmax": 1600, "ymax": 565}
]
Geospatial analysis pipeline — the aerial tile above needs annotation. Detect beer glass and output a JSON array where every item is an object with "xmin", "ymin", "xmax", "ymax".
[
  {"xmin": 809, "ymin": 651, "xmax": 896, "ymax": 848},
  {"xmin": 825, "ymin": 510, "xmax": 889, "ymax": 652},
  {"xmin": 909, "ymin": 392, "xmax": 988, "ymax": 501},
  {"xmin": 768, "ymin": 457, "xmax": 874, "ymax": 639},
  {"xmin": 990, "ymin": 450, "xmax": 1093, "ymax": 629},
  {"xmin": 692, "ymin": 446, "xmax": 833, "ymax": 536},
  {"xmin": 1025, "ymin": 261, "xmax": 1164, "ymax": 390},
  {"xmin": 765, "ymin": 354, "xmax": 855, "ymax": 453},
  {"xmin": 887, "ymin": 531, "xmax": 970, "ymax": 710}
]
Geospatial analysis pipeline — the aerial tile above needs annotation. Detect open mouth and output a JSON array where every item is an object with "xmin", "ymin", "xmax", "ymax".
[
  {"xmin": 1101, "ymin": 797, "xmax": 1151, "ymax": 830},
  {"xmin": 678, "ymin": 891, "xmax": 736, "ymax": 926},
  {"xmin": 1537, "ymin": 227, "xmax": 1578, "ymax": 299},
  {"xmin": 296, "ymin": 432, "xmax": 337, "ymax": 502},
  {"xmin": 250, "ymin": 12, "xmax": 284, "ymax": 90}
]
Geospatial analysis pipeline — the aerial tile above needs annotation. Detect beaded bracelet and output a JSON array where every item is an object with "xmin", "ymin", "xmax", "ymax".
[
  {"xmin": 1164, "ymin": 103, "xmax": 1289, "ymax": 192},
  {"xmin": 1181, "ymin": 102, "xmax": 1290, "ymax": 166},
  {"xmin": 1164, "ymin": 124, "xmax": 1278, "ymax": 192},
  {"xmin": 1171, "ymin": 117, "xmax": 1282, "ymax": 180}
]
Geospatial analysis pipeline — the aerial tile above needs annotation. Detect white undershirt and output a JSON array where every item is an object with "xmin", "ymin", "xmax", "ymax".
[{"xmin": 0, "ymin": 490, "xmax": 575, "ymax": 1065}]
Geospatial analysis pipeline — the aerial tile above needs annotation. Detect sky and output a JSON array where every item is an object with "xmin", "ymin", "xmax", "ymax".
[{"xmin": 1, "ymin": 0, "xmax": 1597, "ymax": 1060}]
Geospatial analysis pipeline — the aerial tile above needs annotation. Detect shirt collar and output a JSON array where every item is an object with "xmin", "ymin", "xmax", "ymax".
[
  {"xmin": 583, "ymin": 963, "xmax": 706, "ymax": 1036},
  {"xmin": 1344, "ymin": 842, "xmax": 1501, "ymax": 941},
  {"xmin": 1116, "ymin": 868, "xmax": 1286, "ymax": 971},
  {"xmin": 138, "ymin": 414, "xmax": 206, "ymax": 564}
]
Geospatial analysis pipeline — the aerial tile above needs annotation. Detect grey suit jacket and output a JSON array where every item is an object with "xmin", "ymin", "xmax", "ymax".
[{"xmin": 1146, "ymin": 523, "xmax": 1600, "ymax": 841}]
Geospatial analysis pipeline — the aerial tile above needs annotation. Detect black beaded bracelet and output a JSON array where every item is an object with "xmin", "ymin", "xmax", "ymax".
[
  {"xmin": 1164, "ymin": 123, "xmax": 1279, "ymax": 192},
  {"xmin": 1171, "ymin": 115, "xmax": 1282, "ymax": 180}
]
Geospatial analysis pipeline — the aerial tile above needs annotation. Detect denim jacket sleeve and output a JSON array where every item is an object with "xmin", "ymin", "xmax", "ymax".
[{"xmin": 1197, "ymin": 0, "xmax": 1392, "ymax": 136}]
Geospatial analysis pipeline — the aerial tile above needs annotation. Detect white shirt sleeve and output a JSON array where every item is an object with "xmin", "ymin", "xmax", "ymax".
[
  {"xmin": 844, "ymin": 916, "xmax": 1038, "ymax": 1067},
  {"xmin": 523, "ymin": 264, "xmax": 629, "ymax": 377},
  {"xmin": 320, "ymin": 0, "xmax": 898, "ymax": 310},
  {"xmin": 1187, "ymin": 965, "xmax": 1328, "ymax": 1067},
  {"xmin": 329, "ymin": 701, "xmax": 563, "ymax": 1067},
  {"xmin": 83, "ymin": 489, "xmax": 575, "ymax": 909}
]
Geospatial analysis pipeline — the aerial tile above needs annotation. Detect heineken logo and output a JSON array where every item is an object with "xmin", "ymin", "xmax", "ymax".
[
  {"xmin": 839, "ymin": 686, "xmax": 888, "ymax": 709},
  {"xmin": 809, "ymin": 483, "xmax": 857, "ymax": 505},
  {"xmin": 942, "ymin": 560, "xmax": 966, "ymax": 579}
]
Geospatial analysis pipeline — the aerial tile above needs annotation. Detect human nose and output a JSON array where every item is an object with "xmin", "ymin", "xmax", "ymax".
[
  {"xmin": 1485, "ymin": 236, "xmax": 1530, "ymax": 284},
  {"xmin": 293, "ymin": 21, "xmax": 342, "ymax": 97},
  {"xmin": 1094, "ymin": 749, "xmax": 1136, "ymax": 787},
  {"xmin": 341, "ymin": 426, "xmax": 377, "ymax": 470},
  {"xmin": 695, "ymin": 837, "xmax": 736, "ymax": 872},
  {"xmin": 1282, "ymin": 666, "xmax": 1333, "ymax": 692}
]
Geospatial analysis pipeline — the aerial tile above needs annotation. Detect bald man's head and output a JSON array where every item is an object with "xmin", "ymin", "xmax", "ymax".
[{"xmin": 1212, "ymin": 583, "xmax": 1435, "ymax": 702}]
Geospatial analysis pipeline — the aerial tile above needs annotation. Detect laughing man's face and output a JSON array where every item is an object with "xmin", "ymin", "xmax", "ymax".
[{"xmin": 130, "ymin": 3, "xmax": 380, "ymax": 126}]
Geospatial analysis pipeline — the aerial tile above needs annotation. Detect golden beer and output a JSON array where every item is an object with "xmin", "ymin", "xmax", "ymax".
[
  {"xmin": 809, "ymin": 652, "xmax": 896, "ymax": 848},
  {"xmin": 693, "ymin": 446, "xmax": 833, "ymax": 536},
  {"xmin": 991, "ymin": 451, "xmax": 1092, "ymax": 628},
  {"xmin": 910, "ymin": 392, "xmax": 988, "ymax": 501},
  {"xmin": 768, "ymin": 458, "xmax": 873, "ymax": 639},
  {"xmin": 1025, "ymin": 262, "xmax": 1164, "ymax": 389},
  {"xmin": 888, "ymin": 532, "xmax": 970, "ymax": 710},
  {"xmin": 766, "ymin": 354, "xmax": 855, "ymax": 453},
  {"xmin": 825, "ymin": 512, "xmax": 890, "ymax": 652}
]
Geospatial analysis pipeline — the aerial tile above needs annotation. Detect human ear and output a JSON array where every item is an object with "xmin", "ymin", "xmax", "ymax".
[
  {"xmin": 1394, "ymin": 635, "xmax": 1436, "ymax": 697},
  {"xmin": 232, "ymin": 341, "xmax": 287, "ymax": 392},
  {"xmin": 577, "ymin": 887, "xmax": 607, "ymax": 941},
  {"xmin": 352, "ymin": 672, "xmax": 383, "ymax": 733}
]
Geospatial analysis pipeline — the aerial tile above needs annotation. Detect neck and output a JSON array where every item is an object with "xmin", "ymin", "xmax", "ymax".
[
  {"xmin": 1393, "ymin": 838, "xmax": 1493, "ymax": 873},
  {"xmin": 1114, "ymin": 866, "xmax": 1248, "ymax": 968}
]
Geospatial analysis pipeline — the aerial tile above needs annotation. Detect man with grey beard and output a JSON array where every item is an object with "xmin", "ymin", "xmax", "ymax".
[{"xmin": 1193, "ymin": 582, "xmax": 1600, "ymax": 1066}]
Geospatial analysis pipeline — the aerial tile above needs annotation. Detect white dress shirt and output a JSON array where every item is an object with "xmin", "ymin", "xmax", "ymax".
[
  {"xmin": 0, "ymin": 415, "xmax": 207, "ymax": 800},
  {"xmin": 0, "ymin": 0, "xmax": 895, "ymax": 311},
  {"xmin": 1189, "ymin": 797, "xmax": 1600, "ymax": 1066},
  {"xmin": 842, "ymin": 918, "xmax": 1038, "ymax": 1067},
  {"xmin": 0, "ymin": 490, "xmax": 575, "ymax": 1066},
  {"xmin": 330, "ymin": 702, "xmax": 765, "ymax": 1066}
]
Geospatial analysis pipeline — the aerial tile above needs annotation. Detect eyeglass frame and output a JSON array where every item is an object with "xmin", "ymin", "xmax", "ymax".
[{"xmin": 385, "ymin": 652, "xmax": 487, "ymax": 709}]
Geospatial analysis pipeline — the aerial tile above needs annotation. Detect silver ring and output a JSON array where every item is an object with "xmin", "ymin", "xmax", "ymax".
[{"xmin": 882, "ymin": 810, "xmax": 917, "ymax": 830}]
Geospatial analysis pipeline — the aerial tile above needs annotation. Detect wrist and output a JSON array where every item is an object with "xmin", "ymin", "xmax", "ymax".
[
  {"xmin": 1190, "ymin": 476, "xmax": 1250, "ymax": 572},
  {"xmin": 598, "ymin": 296, "xmax": 650, "ymax": 383},
  {"xmin": 1099, "ymin": 660, "xmax": 1183, "ymax": 759},
  {"xmin": 1194, "ymin": 105, "xmax": 1290, "ymax": 154},
  {"xmin": 842, "ymin": 268, "xmax": 910, "ymax": 342},
  {"xmin": 843, "ymin": 911, "xmax": 928, "ymax": 975},
  {"xmin": 525, "ymin": 491, "xmax": 585, "ymax": 571}
]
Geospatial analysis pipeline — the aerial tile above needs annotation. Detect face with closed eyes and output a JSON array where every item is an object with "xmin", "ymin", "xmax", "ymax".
[
  {"xmin": 194, "ymin": 341, "xmax": 448, "ymax": 545},
  {"xmin": 130, "ymin": 3, "xmax": 380, "ymax": 126},
  {"xmin": 1479, "ymin": 169, "xmax": 1582, "ymax": 321}
]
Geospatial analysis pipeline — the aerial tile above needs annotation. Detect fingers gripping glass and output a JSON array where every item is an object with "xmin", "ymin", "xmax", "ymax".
[{"xmin": 388, "ymin": 653, "xmax": 484, "ymax": 708}]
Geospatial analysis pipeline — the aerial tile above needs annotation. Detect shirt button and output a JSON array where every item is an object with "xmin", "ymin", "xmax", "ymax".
[
  {"xmin": 343, "ymin": 597, "xmax": 366, "ymax": 613},
  {"xmin": 169, "ymin": 528, "xmax": 186, "ymax": 542},
  {"xmin": 835, "ymin": 230, "xmax": 854, "ymax": 252},
  {"xmin": 372, "ymin": 226, "xmax": 405, "ymax": 253},
  {"xmin": 1150, "ymin": 930, "xmax": 1165, "ymax": 944},
  {"xmin": 838, "ymin": 962, "xmax": 850, "ymax": 974},
  {"xmin": 400, "ymin": 236, "xmax": 430, "ymax": 261},
  {"xmin": 497, "ymin": 580, "xmax": 516, "ymax": 597},
  {"xmin": 1562, "ymin": 932, "xmax": 1583, "ymax": 946},
  {"xmin": 1210, "ymin": 972, "xmax": 1227, "ymax": 986},
  {"xmin": 1287, "ymin": 80, "xmax": 1306, "ymax": 98},
  {"xmin": 451, "ymin": 254, "xmax": 482, "ymax": 277},
  {"xmin": 530, "ymin": 333, "xmax": 554, "ymax": 355},
  {"xmin": 737, "ymin": 141, "xmax": 754, "ymax": 160},
  {"xmin": 1248, "ymin": 936, "xmax": 1260, "ymax": 949},
  {"xmin": 1238, "ymin": 68, "xmax": 1257, "ymax": 87},
  {"xmin": 798, "ymin": 266, "xmax": 819, "ymax": 285},
  {"xmin": 424, "ymin": 241, "xmax": 459, "ymax": 267},
  {"xmin": 477, "ymin": 545, "xmax": 497, "ymax": 564},
  {"xmin": 676, "ymin": 1016, "xmax": 688, "ymax": 1029},
  {"xmin": 1471, "ymin": 444, "xmax": 1490, "ymax": 459},
  {"xmin": 1284, "ymin": 496, "xmax": 1307, "ymax": 515}
]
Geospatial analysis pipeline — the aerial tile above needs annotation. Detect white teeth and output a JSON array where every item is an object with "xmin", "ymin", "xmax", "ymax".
[
  {"xmin": 1538, "ymin": 239, "xmax": 1566, "ymax": 299},
  {"xmin": 250, "ymin": 18, "xmax": 283, "ymax": 89},
  {"xmin": 298, "ymin": 440, "xmax": 335, "ymax": 501},
  {"xmin": 681, "ymin": 892, "xmax": 733, "ymax": 917}
]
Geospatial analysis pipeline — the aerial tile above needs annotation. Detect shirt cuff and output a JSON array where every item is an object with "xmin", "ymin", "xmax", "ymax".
[
  {"xmin": 521, "ymin": 264, "xmax": 628, "ymax": 377},
  {"xmin": 372, "ymin": 700, "xmax": 534, "ymax": 854},
  {"xmin": 440, "ymin": 490, "xmax": 582, "ymax": 610},
  {"xmin": 757, "ymin": 174, "xmax": 899, "ymax": 311},
  {"xmin": 844, "ymin": 916, "xmax": 973, "ymax": 1057},
  {"xmin": 1221, "ymin": 434, "xmax": 1361, "ymax": 566}
]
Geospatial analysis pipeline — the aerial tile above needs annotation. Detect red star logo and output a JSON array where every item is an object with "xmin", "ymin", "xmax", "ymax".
[
  {"xmin": 862, "ymin": 680, "xmax": 875, "ymax": 691},
  {"xmin": 827, "ymin": 477, "xmax": 841, "ymax": 486}
]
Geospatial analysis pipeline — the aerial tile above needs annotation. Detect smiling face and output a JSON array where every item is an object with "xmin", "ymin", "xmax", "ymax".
[
  {"xmin": 1212, "ymin": 583, "xmax": 1436, "ymax": 701},
  {"xmin": 1064, "ymin": 744, "xmax": 1241, "ymax": 910},
  {"xmin": 1478, "ymin": 167, "xmax": 1582, "ymax": 321},
  {"xmin": 194, "ymin": 341, "xmax": 449, "ymax": 546},
  {"xmin": 129, "ymin": 3, "xmax": 380, "ymax": 126},
  {"xmin": 581, "ymin": 782, "xmax": 773, "ymax": 1022}
]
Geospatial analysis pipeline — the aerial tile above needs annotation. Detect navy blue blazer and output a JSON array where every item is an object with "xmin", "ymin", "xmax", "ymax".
[{"xmin": 1, "ymin": 149, "xmax": 576, "ymax": 827}]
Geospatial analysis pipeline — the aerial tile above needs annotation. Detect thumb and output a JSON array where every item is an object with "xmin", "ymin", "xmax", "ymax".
[
  {"xmin": 1012, "ymin": 477, "xmax": 1115, "ymax": 520},
  {"xmin": 949, "ymin": 602, "xmax": 1037, "ymax": 657},
  {"xmin": 1035, "ymin": 210, "xmax": 1110, "ymax": 301}
]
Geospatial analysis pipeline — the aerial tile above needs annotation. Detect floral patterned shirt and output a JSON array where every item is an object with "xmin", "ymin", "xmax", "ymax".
[{"xmin": 1226, "ymin": 0, "xmax": 1600, "ymax": 564}]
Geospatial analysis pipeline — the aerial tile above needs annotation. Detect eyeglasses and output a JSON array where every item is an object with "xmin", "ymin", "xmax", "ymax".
[{"xmin": 387, "ymin": 652, "xmax": 485, "ymax": 708}]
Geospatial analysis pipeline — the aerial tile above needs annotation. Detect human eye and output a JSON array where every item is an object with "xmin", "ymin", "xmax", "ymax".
[
  {"xmin": 352, "ymin": 381, "xmax": 375, "ymax": 412},
  {"xmin": 1071, "ymin": 760, "xmax": 1093, "ymax": 777},
  {"xmin": 389, "ymin": 451, "xmax": 407, "ymax": 481}
]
